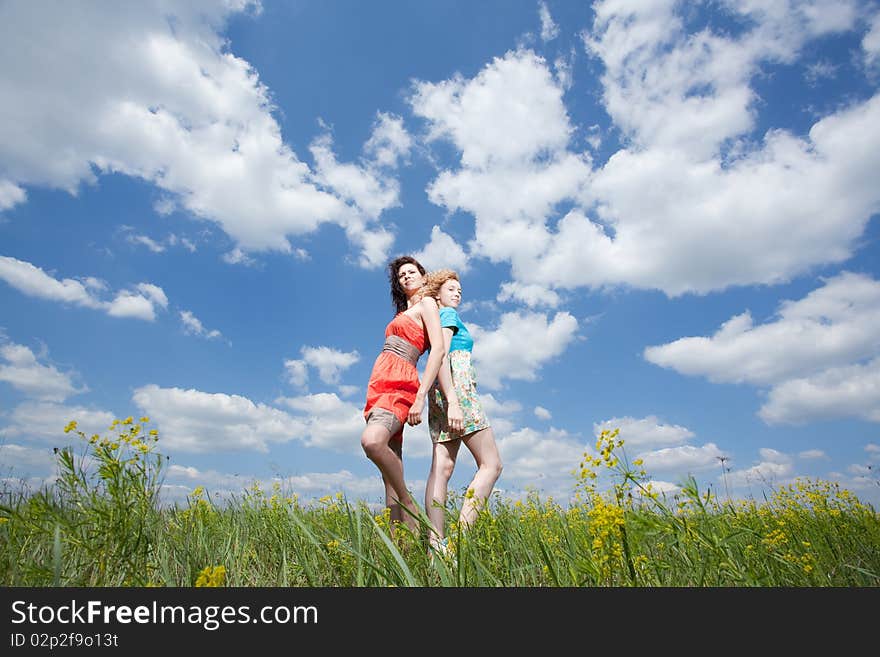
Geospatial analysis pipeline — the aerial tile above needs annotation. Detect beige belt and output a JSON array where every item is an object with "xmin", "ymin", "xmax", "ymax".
[{"xmin": 382, "ymin": 334, "xmax": 420, "ymax": 365}]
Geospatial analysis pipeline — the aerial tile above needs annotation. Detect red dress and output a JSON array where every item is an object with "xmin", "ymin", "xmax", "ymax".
[{"xmin": 364, "ymin": 312, "xmax": 427, "ymax": 434}]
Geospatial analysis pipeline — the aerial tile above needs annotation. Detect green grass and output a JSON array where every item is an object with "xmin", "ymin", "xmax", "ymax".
[{"xmin": 1, "ymin": 419, "xmax": 878, "ymax": 587}]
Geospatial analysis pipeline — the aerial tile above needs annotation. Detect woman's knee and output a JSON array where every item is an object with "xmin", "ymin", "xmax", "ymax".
[
  {"xmin": 484, "ymin": 456, "xmax": 503, "ymax": 481},
  {"xmin": 431, "ymin": 448, "xmax": 456, "ymax": 480},
  {"xmin": 361, "ymin": 429, "xmax": 385, "ymax": 459}
]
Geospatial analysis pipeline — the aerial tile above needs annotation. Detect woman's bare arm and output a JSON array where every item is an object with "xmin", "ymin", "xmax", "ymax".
[
  {"xmin": 435, "ymin": 325, "xmax": 463, "ymax": 431},
  {"xmin": 407, "ymin": 297, "xmax": 459, "ymax": 427}
]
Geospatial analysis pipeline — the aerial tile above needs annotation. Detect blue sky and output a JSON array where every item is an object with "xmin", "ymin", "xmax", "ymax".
[{"xmin": 1, "ymin": 0, "xmax": 879, "ymax": 510}]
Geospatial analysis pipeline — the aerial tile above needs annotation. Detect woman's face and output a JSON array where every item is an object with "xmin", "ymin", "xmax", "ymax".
[
  {"xmin": 437, "ymin": 278, "xmax": 461, "ymax": 308},
  {"xmin": 397, "ymin": 262, "xmax": 425, "ymax": 296}
]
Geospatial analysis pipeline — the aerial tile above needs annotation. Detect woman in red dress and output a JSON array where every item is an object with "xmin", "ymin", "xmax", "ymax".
[{"xmin": 362, "ymin": 255, "xmax": 463, "ymax": 534}]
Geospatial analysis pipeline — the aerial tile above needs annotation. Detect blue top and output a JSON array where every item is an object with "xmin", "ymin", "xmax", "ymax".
[{"xmin": 439, "ymin": 306, "xmax": 473, "ymax": 353}]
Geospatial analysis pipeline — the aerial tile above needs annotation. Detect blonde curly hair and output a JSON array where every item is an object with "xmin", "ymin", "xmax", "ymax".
[{"xmin": 413, "ymin": 268, "xmax": 459, "ymax": 304}]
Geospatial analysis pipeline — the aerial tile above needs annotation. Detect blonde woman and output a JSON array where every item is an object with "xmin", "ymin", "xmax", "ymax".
[{"xmin": 421, "ymin": 269, "xmax": 503, "ymax": 553}]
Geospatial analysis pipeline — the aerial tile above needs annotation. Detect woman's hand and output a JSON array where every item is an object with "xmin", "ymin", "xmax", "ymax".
[
  {"xmin": 447, "ymin": 400, "xmax": 464, "ymax": 434},
  {"xmin": 407, "ymin": 394, "xmax": 425, "ymax": 426}
]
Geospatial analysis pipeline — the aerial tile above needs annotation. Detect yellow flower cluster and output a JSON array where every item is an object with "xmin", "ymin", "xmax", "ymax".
[{"xmin": 194, "ymin": 565, "xmax": 227, "ymax": 587}]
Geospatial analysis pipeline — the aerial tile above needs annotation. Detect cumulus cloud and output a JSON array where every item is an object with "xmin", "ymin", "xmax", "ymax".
[
  {"xmin": 497, "ymin": 281, "xmax": 560, "ymax": 308},
  {"xmin": 495, "ymin": 426, "xmax": 584, "ymax": 485},
  {"xmin": 363, "ymin": 112, "xmax": 413, "ymax": 169},
  {"xmin": 309, "ymin": 131, "xmax": 400, "ymax": 221},
  {"xmin": 759, "ymin": 357, "xmax": 880, "ymax": 424},
  {"xmin": 645, "ymin": 272, "xmax": 880, "ymax": 424},
  {"xmin": 161, "ymin": 461, "xmax": 390, "ymax": 506},
  {"xmin": 0, "ymin": 401, "xmax": 115, "ymax": 442},
  {"xmin": 0, "ymin": 341, "xmax": 86, "ymax": 401},
  {"xmin": 595, "ymin": 416, "xmax": 695, "ymax": 449},
  {"xmin": 0, "ymin": 442, "xmax": 58, "ymax": 476},
  {"xmin": 469, "ymin": 310, "xmax": 579, "ymax": 389},
  {"xmin": 132, "ymin": 384, "xmax": 306, "ymax": 453},
  {"xmin": 0, "ymin": 256, "xmax": 168, "ymax": 321},
  {"xmin": 0, "ymin": 1, "xmax": 402, "ymax": 268},
  {"xmin": 412, "ymin": 225, "xmax": 470, "ymax": 273},
  {"xmin": 410, "ymin": 3, "xmax": 879, "ymax": 299},
  {"xmin": 636, "ymin": 443, "xmax": 727, "ymax": 475},
  {"xmin": 725, "ymin": 453, "xmax": 795, "ymax": 489},
  {"xmin": 289, "ymin": 346, "xmax": 361, "ymax": 386},
  {"xmin": 284, "ymin": 359, "xmax": 309, "ymax": 388},
  {"xmin": 131, "ymin": 383, "xmax": 375, "ymax": 457},
  {"xmin": 479, "ymin": 392, "xmax": 523, "ymax": 434},
  {"xmin": 276, "ymin": 392, "xmax": 365, "ymax": 453}
]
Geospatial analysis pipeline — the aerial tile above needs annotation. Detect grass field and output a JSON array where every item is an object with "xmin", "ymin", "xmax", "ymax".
[{"xmin": 2, "ymin": 418, "xmax": 878, "ymax": 586}]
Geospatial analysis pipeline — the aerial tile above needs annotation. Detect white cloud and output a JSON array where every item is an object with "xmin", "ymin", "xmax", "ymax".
[
  {"xmin": 363, "ymin": 111, "xmax": 413, "ymax": 169},
  {"xmin": 534, "ymin": 405, "xmax": 551, "ymax": 420},
  {"xmin": 645, "ymin": 272, "xmax": 880, "ymax": 385},
  {"xmin": 161, "ymin": 462, "xmax": 390, "ymax": 506},
  {"xmin": 222, "ymin": 248, "xmax": 258, "ymax": 267},
  {"xmin": 553, "ymin": 49, "xmax": 575, "ymax": 91},
  {"xmin": 495, "ymin": 426, "xmax": 584, "ymax": 485},
  {"xmin": 0, "ymin": 180, "xmax": 26, "ymax": 211},
  {"xmin": 497, "ymin": 281, "xmax": 560, "ymax": 308},
  {"xmin": 645, "ymin": 272, "xmax": 880, "ymax": 424},
  {"xmin": 284, "ymin": 359, "xmax": 309, "ymax": 388},
  {"xmin": 595, "ymin": 415, "xmax": 695, "ymax": 449},
  {"xmin": 643, "ymin": 479, "xmax": 681, "ymax": 498},
  {"xmin": 479, "ymin": 393, "xmax": 522, "ymax": 417},
  {"xmin": 470, "ymin": 310, "xmax": 579, "ymax": 389},
  {"xmin": 0, "ymin": 401, "xmax": 115, "ymax": 442},
  {"xmin": 636, "ymin": 443, "xmax": 726, "ymax": 474},
  {"xmin": 411, "ymin": 49, "xmax": 573, "ymax": 168},
  {"xmin": 413, "ymin": 225, "xmax": 470, "ymax": 273},
  {"xmin": 337, "ymin": 384, "xmax": 360, "ymax": 398},
  {"xmin": 759, "ymin": 357, "xmax": 880, "ymax": 424},
  {"xmin": 106, "ymin": 290, "xmax": 160, "ymax": 321},
  {"xmin": 277, "ymin": 392, "xmax": 365, "ymax": 453},
  {"xmin": 726, "ymin": 458, "xmax": 794, "ymax": 488},
  {"xmin": 0, "ymin": 1, "xmax": 399, "ymax": 269},
  {"xmin": 127, "ymin": 233, "xmax": 166, "ymax": 253},
  {"xmin": 309, "ymin": 131, "xmax": 400, "ymax": 221},
  {"xmin": 0, "ymin": 341, "xmax": 86, "ymax": 401},
  {"xmin": 538, "ymin": 1, "xmax": 559, "ymax": 42},
  {"xmin": 132, "ymin": 384, "xmax": 306, "ymax": 453},
  {"xmin": 0, "ymin": 255, "xmax": 168, "ymax": 321},
  {"xmin": 0, "ymin": 256, "xmax": 103, "ymax": 308},
  {"xmin": 180, "ymin": 310, "xmax": 223, "ymax": 340},
  {"xmin": 478, "ymin": 392, "xmax": 522, "ymax": 434},
  {"xmin": 804, "ymin": 60, "xmax": 838, "ymax": 85},
  {"xmin": 299, "ymin": 346, "xmax": 360, "ymax": 385},
  {"xmin": 865, "ymin": 12, "xmax": 880, "ymax": 66},
  {"xmin": 0, "ymin": 442, "xmax": 58, "ymax": 476},
  {"xmin": 412, "ymin": 4, "xmax": 879, "ymax": 300}
]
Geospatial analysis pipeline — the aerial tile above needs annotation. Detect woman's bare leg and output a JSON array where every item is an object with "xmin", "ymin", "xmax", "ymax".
[
  {"xmin": 361, "ymin": 424, "xmax": 419, "ymax": 533},
  {"xmin": 424, "ymin": 439, "xmax": 461, "ymax": 547},
  {"xmin": 459, "ymin": 427, "xmax": 503, "ymax": 529}
]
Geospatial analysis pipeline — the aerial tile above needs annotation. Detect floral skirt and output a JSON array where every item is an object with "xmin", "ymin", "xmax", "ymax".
[{"xmin": 429, "ymin": 350, "xmax": 490, "ymax": 443}]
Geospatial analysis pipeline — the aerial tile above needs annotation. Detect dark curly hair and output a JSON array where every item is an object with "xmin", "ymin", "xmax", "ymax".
[{"xmin": 387, "ymin": 255, "xmax": 426, "ymax": 314}]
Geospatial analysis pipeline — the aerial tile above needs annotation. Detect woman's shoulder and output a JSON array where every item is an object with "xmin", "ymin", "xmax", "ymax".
[
  {"xmin": 439, "ymin": 305, "xmax": 460, "ymax": 321},
  {"xmin": 417, "ymin": 295, "xmax": 439, "ymax": 313}
]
